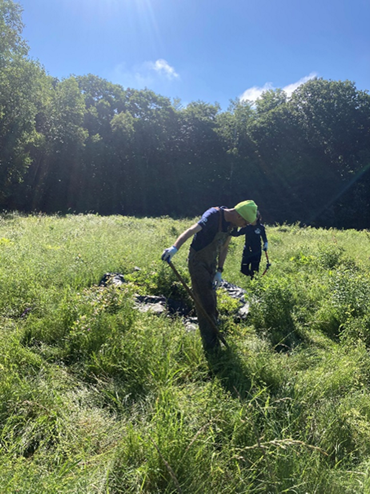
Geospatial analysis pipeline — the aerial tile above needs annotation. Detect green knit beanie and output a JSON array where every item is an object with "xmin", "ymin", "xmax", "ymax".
[{"xmin": 234, "ymin": 200, "xmax": 258, "ymax": 223}]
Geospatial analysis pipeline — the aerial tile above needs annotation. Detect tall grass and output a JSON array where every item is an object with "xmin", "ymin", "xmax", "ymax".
[{"xmin": 1, "ymin": 212, "xmax": 370, "ymax": 492}]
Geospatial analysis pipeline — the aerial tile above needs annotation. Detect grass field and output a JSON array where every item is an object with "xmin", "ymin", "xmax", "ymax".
[{"xmin": 1, "ymin": 212, "xmax": 370, "ymax": 493}]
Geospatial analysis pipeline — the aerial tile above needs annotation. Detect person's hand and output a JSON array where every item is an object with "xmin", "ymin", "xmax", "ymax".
[
  {"xmin": 161, "ymin": 246, "xmax": 178, "ymax": 263},
  {"xmin": 212, "ymin": 271, "xmax": 222, "ymax": 289},
  {"xmin": 263, "ymin": 242, "xmax": 268, "ymax": 251}
]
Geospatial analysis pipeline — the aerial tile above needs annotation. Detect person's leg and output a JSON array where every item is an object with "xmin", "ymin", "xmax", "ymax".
[
  {"xmin": 241, "ymin": 249, "xmax": 252, "ymax": 277},
  {"xmin": 241, "ymin": 261, "xmax": 250, "ymax": 276},
  {"xmin": 250, "ymin": 253, "xmax": 262, "ymax": 278},
  {"xmin": 189, "ymin": 261, "xmax": 220, "ymax": 352}
]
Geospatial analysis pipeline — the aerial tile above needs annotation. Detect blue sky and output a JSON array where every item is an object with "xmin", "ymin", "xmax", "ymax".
[{"xmin": 19, "ymin": 0, "xmax": 370, "ymax": 111}]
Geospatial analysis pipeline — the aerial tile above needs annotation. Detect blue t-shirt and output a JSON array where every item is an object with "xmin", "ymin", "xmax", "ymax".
[
  {"xmin": 190, "ymin": 207, "xmax": 234, "ymax": 251},
  {"xmin": 231, "ymin": 222, "xmax": 267, "ymax": 251}
]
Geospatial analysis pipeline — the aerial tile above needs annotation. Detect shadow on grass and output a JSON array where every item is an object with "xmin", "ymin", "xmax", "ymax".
[{"xmin": 205, "ymin": 345, "xmax": 252, "ymax": 400}]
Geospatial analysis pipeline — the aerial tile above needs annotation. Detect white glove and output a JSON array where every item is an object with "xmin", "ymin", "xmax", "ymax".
[
  {"xmin": 161, "ymin": 246, "xmax": 178, "ymax": 263},
  {"xmin": 263, "ymin": 242, "xmax": 268, "ymax": 251},
  {"xmin": 212, "ymin": 271, "xmax": 222, "ymax": 289}
]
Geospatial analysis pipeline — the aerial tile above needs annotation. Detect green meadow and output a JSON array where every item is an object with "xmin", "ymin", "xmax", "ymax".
[{"xmin": 1, "ymin": 212, "xmax": 370, "ymax": 493}]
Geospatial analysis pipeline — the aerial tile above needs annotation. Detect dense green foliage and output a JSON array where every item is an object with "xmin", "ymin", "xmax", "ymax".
[
  {"xmin": 1, "ymin": 213, "xmax": 370, "ymax": 492},
  {"xmin": 1, "ymin": 0, "xmax": 370, "ymax": 228}
]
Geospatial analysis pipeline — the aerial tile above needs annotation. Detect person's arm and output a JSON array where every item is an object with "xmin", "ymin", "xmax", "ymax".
[
  {"xmin": 212, "ymin": 236, "xmax": 232, "ymax": 288},
  {"xmin": 162, "ymin": 223, "xmax": 202, "ymax": 262},
  {"xmin": 261, "ymin": 225, "xmax": 268, "ymax": 251},
  {"xmin": 261, "ymin": 225, "xmax": 267, "ymax": 243},
  {"xmin": 230, "ymin": 226, "xmax": 247, "ymax": 237},
  {"xmin": 173, "ymin": 223, "xmax": 202, "ymax": 250},
  {"xmin": 217, "ymin": 236, "xmax": 231, "ymax": 272}
]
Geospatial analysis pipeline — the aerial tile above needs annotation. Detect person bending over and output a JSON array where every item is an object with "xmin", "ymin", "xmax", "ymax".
[{"xmin": 161, "ymin": 200, "xmax": 258, "ymax": 352}]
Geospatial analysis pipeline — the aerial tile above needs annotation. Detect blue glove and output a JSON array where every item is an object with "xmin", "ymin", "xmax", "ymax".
[
  {"xmin": 263, "ymin": 242, "xmax": 268, "ymax": 251},
  {"xmin": 161, "ymin": 246, "xmax": 178, "ymax": 263},
  {"xmin": 212, "ymin": 271, "xmax": 222, "ymax": 289}
]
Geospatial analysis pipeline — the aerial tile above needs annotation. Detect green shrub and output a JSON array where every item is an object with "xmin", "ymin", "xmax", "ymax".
[
  {"xmin": 248, "ymin": 277, "xmax": 299, "ymax": 349},
  {"xmin": 315, "ymin": 244, "xmax": 345, "ymax": 269},
  {"xmin": 341, "ymin": 314, "xmax": 370, "ymax": 346}
]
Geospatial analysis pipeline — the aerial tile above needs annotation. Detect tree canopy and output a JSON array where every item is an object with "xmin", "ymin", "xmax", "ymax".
[{"xmin": 1, "ymin": 0, "xmax": 370, "ymax": 228}]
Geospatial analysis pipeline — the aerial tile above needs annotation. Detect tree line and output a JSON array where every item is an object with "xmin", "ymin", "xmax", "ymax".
[{"xmin": 1, "ymin": 0, "xmax": 370, "ymax": 228}]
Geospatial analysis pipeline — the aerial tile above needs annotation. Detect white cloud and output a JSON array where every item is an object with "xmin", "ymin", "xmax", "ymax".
[
  {"xmin": 148, "ymin": 59, "xmax": 179, "ymax": 80},
  {"xmin": 240, "ymin": 82, "xmax": 274, "ymax": 103},
  {"xmin": 282, "ymin": 72, "xmax": 318, "ymax": 97},
  {"xmin": 111, "ymin": 59, "xmax": 179, "ymax": 89},
  {"xmin": 240, "ymin": 72, "xmax": 318, "ymax": 103}
]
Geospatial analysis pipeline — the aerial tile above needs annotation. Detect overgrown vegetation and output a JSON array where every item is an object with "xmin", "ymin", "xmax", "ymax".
[{"xmin": 1, "ymin": 212, "xmax": 370, "ymax": 493}]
